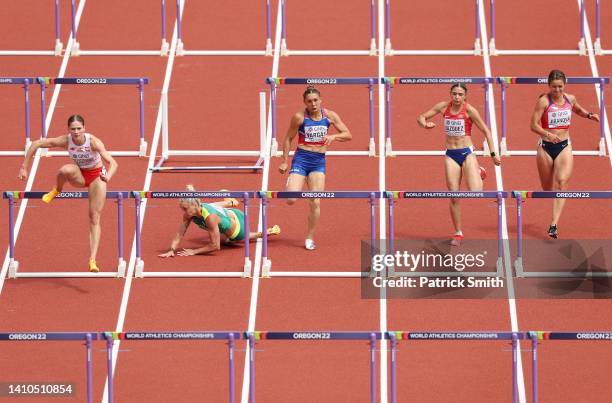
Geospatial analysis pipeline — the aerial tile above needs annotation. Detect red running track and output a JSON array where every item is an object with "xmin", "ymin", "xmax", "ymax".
[{"xmin": 1, "ymin": 0, "xmax": 612, "ymax": 402}]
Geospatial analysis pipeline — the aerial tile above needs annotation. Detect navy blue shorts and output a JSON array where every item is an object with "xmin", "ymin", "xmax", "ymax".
[
  {"xmin": 445, "ymin": 147, "xmax": 473, "ymax": 167},
  {"xmin": 289, "ymin": 148, "xmax": 326, "ymax": 176},
  {"xmin": 541, "ymin": 139, "xmax": 569, "ymax": 160}
]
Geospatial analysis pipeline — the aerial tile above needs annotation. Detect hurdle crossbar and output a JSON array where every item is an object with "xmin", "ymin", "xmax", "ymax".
[
  {"xmin": 259, "ymin": 191, "xmax": 380, "ymax": 277},
  {"xmin": 388, "ymin": 331, "xmax": 524, "ymax": 403},
  {"xmin": 0, "ymin": 332, "xmax": 98, "ymax": 403},
  {"xmin": 527, "ymin": 331, "xmax": 612, "ymax": 403},
  {"xmin": 279, "ymin": 0, "xmax": 376, "ymax": 56},
  {"xmin": 247, "ymin": 331, "xmax": 380, "ymax": 403},
  {"xmin": 0, "ymin": 78, "xmax": 44, "ymax": 156},
  {"xmin": 68, "ymin": 0, "xmax": 170, "ymax": 56},
  {"xmin": 153, "ymin": 91, "xmax": 266, "ymax": 172},
  {"xmin": 36, "ymin": 77, "xmax": 149, "ymax": 157},
  {"xmin": 489, "ymin": 0, "xmax": 586, "ymax": 56},
  {"xmin": 103, "ymin": 331, "xmax": 240, "ymax": 403},
  {"xmin": 512, "ymin": 190, "xmax": 612, "ymax": 278},
  {"xmin": 386, "ymin": 191, "xmax": 506, "ymax": 277},
  {"xmin": 384, "ymin": 0, "xmax": 482, "ymax": 56},
  {"xmin": 267, "ymin": 77, "xmax": 378, "ymax": 157},
  {"xmin": 497, "ymin": 77, "xmax": 609, "ymax": 156},
  {"xmin": 176, "ymin": 0, "xmax": 272, "ymax": 56},
  {"xmin": 382, "ymin": 77, "xmax": 494, "ymax": 156},
  {"xmin": 4, "ymin": 191, "xmax": 128, "ymax": 278},
  {"xmin": 132, "ymin": 191, "xmax": 256, "ymax": 278},
  {"xmin": 0, "ymin": 1, "xmax": 62, "ymax": 56}
]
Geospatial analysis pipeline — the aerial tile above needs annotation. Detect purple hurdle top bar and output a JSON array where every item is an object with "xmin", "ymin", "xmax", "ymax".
[
  {"xmin": 382, "ymin": 77, "xmax": 492, "ymax": 145},
  {"xmin": 266, "ymin": 77, "xmax": 378, "ymax": 144},
  {"xmin": 0, "ymin": 78, "xmax": 39, "ymax": 148},
  {"xmin": 0, "ymin": 332, "xmax": 97, "ymax": 403},
  {"xmin": 497, "ymin": 77, "xmax": 610, "ymax": 144}
]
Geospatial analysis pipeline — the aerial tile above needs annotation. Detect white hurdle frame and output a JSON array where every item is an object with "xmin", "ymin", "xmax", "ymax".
[
  {"xmin": 384, "ymin": 0, "xmax": 482, "ymax": 56},
  {"xmin": 488, "ymin": 0, "xmax": 587, "ymax": 56},
  {"xmin": 153, "ymin": 92, "xmax": 267, "ymax": 172}
]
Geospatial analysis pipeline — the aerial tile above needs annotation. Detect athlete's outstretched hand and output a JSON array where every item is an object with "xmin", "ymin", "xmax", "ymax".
[
  {"xmin": 18, "ymin": 166, "xmax": 28, "ymax": 181},
  {"xmin": 278, "ymin": 162, "xmax": 289, "ymax": 174}
]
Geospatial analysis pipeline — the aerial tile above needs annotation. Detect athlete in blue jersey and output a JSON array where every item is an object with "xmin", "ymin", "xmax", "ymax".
[
  {"xmin": 158, "ymin": 186, "xmax": 280, "ymax": 257},
  {"xmin": 278, "ymin": 86, "xmax": 352, "ymax": 250}
]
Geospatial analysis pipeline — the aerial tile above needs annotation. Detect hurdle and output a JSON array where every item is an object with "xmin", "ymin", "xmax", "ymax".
[
  {"xmin": 279, "ymin": 0, "xmax": 376, "ymax": 56},
  {"xmin": 4, "ymin": 191, "xmax": 128, "ymax": 278},
  {"xmin": 386, "ymin": 191, "xmax": 507, "ymax": 277},
  {"xmin": 594, "ymin": 0, "xmax": 612, "ymax": 55},
  {"xmin": 177, "ymin": 0, "xmax": 273, "ymax": 56},
  {"xmin": 0, "ymin": 332, "xmax": 97, "ymax": 402},
  {"xmin": 382, "ymin": 77, "xmax": 493, "ymax": 157},
  {"xmin": 512, "ymin": 191, "xmax": 612, "ymax": 278},
  {"xmin": 0, "ymin": 78, "xmax": 44, "ymax": 156},
  {"xmin": 132, "ymin": 191, "xmax": 255, "ymax": 278},
  {"xmin": 152, "ymin": 92, "xmax": 266, "ymax": 172},
  {"xmin": 527, "ymin": 331, "xmax": 612, "ymax": 403},
  {"xmin": 103, "ymin": 331, "xmax": 240, "ymax": 403},
  {"xmin": 498, "ymin": 77, "xmax": 609, "ymax": 156},
  {"xmin": 383, "ymin": 0, "xmax": 482, "ymax": 56},
  {"xmin": 267, "ymin": 77, "xmax": 377, "ymax": 157},
  {"xmin": 259, "ymin": 191, "xmax": 380, "ymax": 277},
  {"xmin": 69, "ymin": 0, "xmax": 170, "ymax": 56},
  {"xmin": 246, "ymin": 331, "xmax": 381, "ymax": 403},
  {"xmin": 388, "ymin": 331, "xmax": 525, "ymax": 403},
  {"xmin": 37, "ymin": 77, "xmax": 149, "ymax": 157},
  {"xmin": 488, "ymin": 0, "xmax": 587, "ymax": 55},
  {"xmin": 0, "ymin": 0, "xmax": 63, "ymax": 56}
]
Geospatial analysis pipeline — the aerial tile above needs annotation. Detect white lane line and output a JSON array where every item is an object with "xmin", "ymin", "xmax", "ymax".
[
  {"xmin": 579, "ymin": 0, "xmax": 612, "ymax": 167},
  {"xmin": 239, "ymin": 1, "xmax": 282, "ymax": 402},
  {"xmin": 377, "ymin": 0, "xmax": 388, "ymax": 402},
  {"xmin": 101, "ymin": 0, "xmax": 184, "ymax": 401},
  {"xmin": 0, "ymin": 0, "xmax": 87, "ymax": 294},
  {"xmin": 478, "ymin": 1, "xmax": 527, "ymax": 402}
]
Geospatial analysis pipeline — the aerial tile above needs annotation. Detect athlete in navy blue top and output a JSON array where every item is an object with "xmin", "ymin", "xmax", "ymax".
[{"xmin": 278, "ymin": 86, "xmax": 351, "ymax": 250}]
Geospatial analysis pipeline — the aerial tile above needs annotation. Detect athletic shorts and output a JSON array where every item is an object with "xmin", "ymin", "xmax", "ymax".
[
  {"xmin": 445, "ymin": 147, "xmax": 473, "ymax": 167},
  {"xmin": 289, "ymin": 148, "xmax": 326, "ymax": 176},
  {"xmin": 227, "ymin": 208, "xmax": 245, "ymax": 241},
  {"xmin": 540, "ymin": 139, "xmax": 570, "ymax": 160},
  {"xmin": 81, "ymin": 166, "xmax": 106, "ymax": 187}
]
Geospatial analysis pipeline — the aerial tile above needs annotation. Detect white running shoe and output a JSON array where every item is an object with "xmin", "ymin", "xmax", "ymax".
[{"xmin": 305, "ymin": 239, "xmax": 316, "ymax": 250}]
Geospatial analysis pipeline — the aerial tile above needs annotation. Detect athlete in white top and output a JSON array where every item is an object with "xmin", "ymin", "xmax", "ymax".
[{"xmin": 19, "ymin": 115, "xmax": 119, "ymax": 273}]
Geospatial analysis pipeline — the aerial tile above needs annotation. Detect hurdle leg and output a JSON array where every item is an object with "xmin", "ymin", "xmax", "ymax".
[
  {"xmin": 24, "ymin": 79, "xmax": 32, "ymax": 155},
  {"xmin": 8, "ymin": 194, "xmax": 20, "ymax": 278},
  {"xmin": 578, "ymin": 0, "xmax": 586, "ymax": 56},
  {"xmin": 496, "ymin": 193, "xmax": 503, "ymax": 276},
  {"xmin": 368, "ymin": 81, "xmax": 376, "ymax": 156},
  {"xmin": 117, "ymin": 194, "xmax": 126, "ymax": 277},
  {"xmin": 369, "ymin": 0, "xmax": 376, "ymax": 55},
  {"xmin": 161, "ymin": 0, "xmax": 169, "ymax": 55},
  {"xmin": 54, "ymin": 0, "xmax": 63, "ymax": 56},
  {"xmin": 261, "ymin": 196, "xmax": 272, "ymax": 277},
  {"xmin": 514, "ymin": 195, "xmax": 524, "ymax": 277},
  {"xmin": 70, "ymin": 0, "xmax": 80, "ymax": 56},
  {"xmin": 594, "ymin": 0, "xmax": 602, "ymax": 55},
  {"xmin": 385, "ymin": 82, "xmax": 394, "ymax": 156},
  {"xmin": 265, "ymin": 0, "xmax": 273, "ymax": 56},
  {"xmin": 280, "ymin": 0, "xmax": 288, "ymax": 56},
  {"xmin": 531, "ymin": 333, "xmax": 538, "ymax": 403},
  {"xmin": 473, "ymin": 0, "xmax": 482, "ymax": 55},
  {"xmin": 512, "ymin": 333, "xmax": 518, "ymax": 403},
  {"xmin": 134, "ymin": 194, "xmax": 145, "ymax": 277},
  {"xmin": 500, "ymin": 81, "xmax": 508, "ymax": 156},
  {"xmin": 384, "ymin": 0, "xmax": 392, "ymax": 55},
  {"xmin": 138, "ymin": 79, "xmax": 148, "ymax": 157},
  {"xmin": 85, "ymin": 333, "xmax": 93, "ymax": 403},
  {"xmin": 390, "ymin": 333, "xmax": 397, "ymax": 403},
  {"xmin": 228, "ymin": 334, "xmax": 236, "ymax": 403},
  {"xmin": 176, "ymin": 0, "xmax": 185, "ymax": 55},
  {"xmin": 488, "ymin": 0, "xmax": 497, "ymax": 55},
  {"xmin": 369, "ymin": 333, "xmax": 377, "ymax": 403},
  {"xmin": 106, "ymin": 336, "xmax": 114, "ymax": 403},
  {"xmin": 243, "ymin": 194, "xmax": 252, "ymax": 277},
  {"xmin": 598, "ymin": 80, "xmax": 606, "ymax": 156},
  {"xmin": 248, "ymin": 334, "xmax": 255, "ymax": 403}
]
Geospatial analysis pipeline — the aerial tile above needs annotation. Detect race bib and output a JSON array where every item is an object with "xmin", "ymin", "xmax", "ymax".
[
  {"xmin": 547, "ymin": 109, "xmax": 571, "ymax": 128},
  {"xmin": 444, "ymin": 118, "xmax": 466, "ymax": 137},
  {"xmin": 304, "ymin": 125, "xmax": 327, "ymax": 143}
]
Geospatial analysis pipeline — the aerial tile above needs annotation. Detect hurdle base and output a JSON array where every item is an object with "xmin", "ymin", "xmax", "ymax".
[
  {"xmin": 598, "ymin": 138, "xmax": 606, "ymax": 156},
  {"xmin": 8, "ymin": 260, "xmax": 19, "ymax": 279},
  {"xmin": 54, "ymin": 39, "xmax": 63, "ymax": 56},
  {"xmin": 161, "ymin": 39, "xmax": 169, "ymax": 56},
  {"xmin": 71, "ymin": 41, "xmax": 80, "ymax": 56},
  {"xmin": 261, "ymin": 258, "xmax": 272, "ymax": 277},
  {"xmin": 176, "ymin": 40, "xmax": 185, "ymax": 56},
  {"xmin": 368, "ymin": 139, "xmax": 376, "ymax": 157},
  {"xmin": 500, "ymin": 138, "xmax": 508, "ymax": 156},
  {"xmin": 117, "ymin": 258, "xmax": 126, "ymax": 278},
  {"xmin": 135, "ymin": 258, "xmax": 145, "ymax": 278},
  {"xmin": 271, "ymin": 139, "xmax": 279, "ymax": 157},
  {"xmin": 369, "ymin": 39, "xmax": 377, "ymax": 56},
  {"xmin": 594, "ymin": 39, "xmax": 603, "ymax": 56},
  {"xmin": 139, "ymin": 140, "xmax": 148, "ymax": 157},
  {"xmin": 489, "ymin": 39, "xmax": 497, "ymax": 56},
  {"xmin": 496, "ymin": 257, "xmax": 504, "ymax": 277},
  {"xmin": 265, "ymin": 39, "xmax": 273, "ymax": 56},
  {"xmin": 474, "ymin": 38, "xmax": 482, "ymax": 56},
  {"xmin": 385, "ymin": 138, "xmax": 394, "ymax": 157},
  {"xmin": 578, "ymin": 38, "xmax": 586, "ymax": 56},
  {"xmin": 483, "ymin": 140, "xmax": 490, "ymax": 155},
  {"xmin": 25, "ymin": 139, "xmax": 32, "ymax": 155},
  {"xmin": 281, "ymin": 39, "xmax": 288, "ymax": 56},
  {"xmin": 243, "ymin": 258, "xmax": 252, "ymax": 278},
  {"xmin": 514, "ymin": 258, "xmax": 524, "ymax": 277},
  {"xmin": 384, "ymin": 39, "xmax": 393, "ymax": 56}
]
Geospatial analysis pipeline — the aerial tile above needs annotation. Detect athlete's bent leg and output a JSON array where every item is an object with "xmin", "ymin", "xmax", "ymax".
[
  {"xmin": 285, "ymin": 173, "xmax": 307, "ymax": 205},
  {"xmin": 87, "ymin": 178, "xmax": 107, "ymax": 271},
  {"xmin": 550, "ymin": 146, "xmax": 573, "ymax": 227},
  {"xmin": 43, "ymin": 164, "xmax": 85, "ymax": 203}
]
